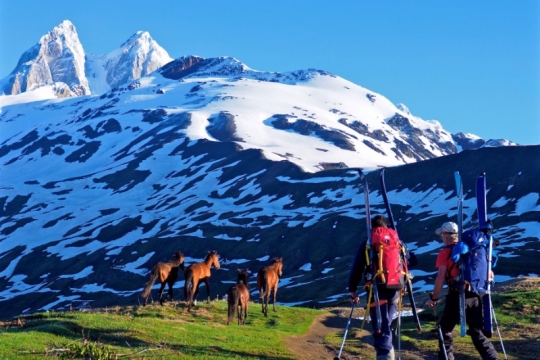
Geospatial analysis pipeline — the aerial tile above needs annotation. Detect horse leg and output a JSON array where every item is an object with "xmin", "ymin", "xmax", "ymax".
[
  {"xmin": 184, "ymin": 278, "xmax": 191, "ymax": 306},
  {"xmin": 227, "ymin": 291, "xmax": 233, "ymax": 325},
  {"xmin": 204, "ymin": 278, "xmax": 211, "ymax": 303},
  {"xmin": 259, "ymin": 287, "xmax": 266, "ymax": 315},
  {"xmin": 238, "ymin": 302, "xmax": 242, "ymax": 325},
  {"xmin": 241, "ymin": 297, "xmax": 248, "ymax": 325},
  {"xmin": 158, "ymin": 282, "xmax": 166, "ymax": 306},
  {"xmin": 192, "ymin": 279, "xmax": 200, "ymax": 306},
  {"xmin": 272, "ymin": 285, "xmax": 278, "ymax": 312},
  {"xmin": 263, "ymin": 292, "xmax": 269, "ymax": 317},
  {"xmin": 167, "ymin": 279, "xmax": 174, "ymax": 302}
]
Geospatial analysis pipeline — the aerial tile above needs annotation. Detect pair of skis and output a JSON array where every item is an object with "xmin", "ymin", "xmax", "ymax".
[
  {"xmin": 454, "ymin": 172, "xmax": 467, "ymax": 337},
  {"xmin": 454, "ymin": 172, "xmax": 494, "ymax": 337},
  {"xmin": 477, "ymin": 174, "xmax": 508, "ymax": 360},
  {"xmin": 359, "ymin": 169, "xmax": 422, "ymax": 336},
  {"xmin": 360, "ymin": 170, "xmax": 382, "ymax": 333},
  {"xmin": 379, "ymin": 168, "xmax": 422, "ymax": 334},
  {"xmin": 476, "ymin": 173, "xmax": 494, "ymax": 337}
]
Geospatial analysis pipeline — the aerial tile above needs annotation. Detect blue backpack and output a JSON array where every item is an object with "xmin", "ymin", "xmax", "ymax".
[{"xmin": 451, "ymin": 229, "xmax": 497, "ymax": 295}]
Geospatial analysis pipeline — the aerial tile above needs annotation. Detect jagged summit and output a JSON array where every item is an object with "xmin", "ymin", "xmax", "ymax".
[
  {"xmin": 0, "ymin": 20, "xmax": 172, "ymax": 97},
  {"xmin": 102, "ymin": 30, "xmax": 173, "ymax": 89},
  {"xmin": 0, "ymin": 20, "xmax": 89, "ymax": 97}
]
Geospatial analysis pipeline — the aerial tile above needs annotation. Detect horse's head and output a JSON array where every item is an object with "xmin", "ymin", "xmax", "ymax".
[
  {"xmin": 174, "ymin": 251, "xmax": 185, "ymax": 270},
  {"xmin": 237, "ymin": 268, "xmax": 249, "ymax": 286},
  {"xmin": 207, "ymin": 250, "xmax": 220, "ymax": 269},
  {"xmin": 272, "ymin": 257, "xmax": 284, "ymax": 277}
]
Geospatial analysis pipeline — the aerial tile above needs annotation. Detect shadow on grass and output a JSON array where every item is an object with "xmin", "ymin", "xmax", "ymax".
[
  {"xmin": 168, "ymin": 344, "xmax": 294, "ymax": 359},
  {"xmin": 2, "ymin": 317, "xmax": 150, "ymax": 349}
]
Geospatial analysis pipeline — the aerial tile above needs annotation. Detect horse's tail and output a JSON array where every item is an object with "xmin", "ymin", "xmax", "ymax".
[
  {"xmin": 227, "ymin": 286, "xmax": 240, "ymax": 325},
  {"xmin": 184, "ymin": 268, "xmax": 194, "ymax": 303},
  {"xmin": 260, "ymin": 269, "xmax": 269, "ymax": 299},
  {"xmin": 142, "ymin": 266, "xmax": 159, "ymax": 300}
]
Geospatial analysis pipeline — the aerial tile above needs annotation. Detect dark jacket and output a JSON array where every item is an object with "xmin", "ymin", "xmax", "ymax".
[{"xmin": 348, "ymin": 241, "xmax": 368, "ymax": 293}]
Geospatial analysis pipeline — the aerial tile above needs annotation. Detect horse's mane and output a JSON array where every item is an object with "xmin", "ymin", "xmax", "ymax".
[
  {"xmin": 237, "ymin": 269, "xmax": 249, "ymax": 287},
  {"xmin": 205, "ymin": 250, "xmax": 218, "ymax": 261}
]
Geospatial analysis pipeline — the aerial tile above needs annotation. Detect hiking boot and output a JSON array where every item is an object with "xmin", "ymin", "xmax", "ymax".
[{"xmin": 376, "ymin": 348, "xmax": 395, "ymax": 360}]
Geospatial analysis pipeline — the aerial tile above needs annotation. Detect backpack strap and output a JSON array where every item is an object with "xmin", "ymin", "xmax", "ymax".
[
  {"xmin": 444, "ymin": 244, "xmax": 459, "ymax": 288},
  {"xmin": 376, "ymin": 243, "xmax": 386, "ymax": 283}
]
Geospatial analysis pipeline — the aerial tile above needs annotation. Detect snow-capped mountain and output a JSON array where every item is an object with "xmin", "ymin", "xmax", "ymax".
[
  {"xmin": 86, "ymin": 30, "xmax": 173, "ymax": 93},
  {"xmin": 0, "ymin": 21, "xmax": 535, "ymax": 319},
  {"xmin": 0, "ymin": 20, "xmax": 172, "ymax": 97},
  {"xmin": 0, "ymin": 20, "xmax": 89, "ymax": 97},
  {"xmin": 0, "ymin": 54, "xmax": 497, "ymax": 172}
]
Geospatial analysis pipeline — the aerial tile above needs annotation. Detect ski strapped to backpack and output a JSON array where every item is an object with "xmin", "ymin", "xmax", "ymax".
[
  {"xmin": 452, "ymin": 172, "xmax": 500, "ymax": 337},
  {"xmin": 477, "ymin": 173, "xmax": 508, "ymax": 357},
  {"xmin": 454, "ymin": 171, "xmax": 467, "ymax": 338},
  {"xmin": 358, "ymin": 169, "xmax": 382, "ymax": 333},
  {"xmin": 379, "ymin": 168, "xmax": 422, "ymax": 333},
  {"xmin": 476, "ymin": 172, "xmax": 494, "ymax": 337}
]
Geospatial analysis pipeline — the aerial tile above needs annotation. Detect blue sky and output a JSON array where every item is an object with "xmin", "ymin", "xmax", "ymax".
[{"xmin": 1, "ymin": 1, "xmax": 538, "ymax": 145}]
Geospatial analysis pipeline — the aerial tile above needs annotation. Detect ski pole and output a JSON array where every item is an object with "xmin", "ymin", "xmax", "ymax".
[
  {"xmin": 433, "ymin": 306, "xmax": 449, "ymax": 360},
  {"xmin": 335, "ymin": 304, "xmax": 355, "ymax": 360},
  {"xmin": 397, "ymin": 291, "xmax": 403, "ymax": 360},
  {"xmin": 491, "ymin": 305, "xmax": 508, "ymax": 360}
]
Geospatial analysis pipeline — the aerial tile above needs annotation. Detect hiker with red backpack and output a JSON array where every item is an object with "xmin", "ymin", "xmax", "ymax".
[
  {"xmin": 349, "ymin": 214, "xmax": 409, "ymax": 360},
  {"xmin": 427, "ymin": 221, "xmax": 498, "ymax": 360}
]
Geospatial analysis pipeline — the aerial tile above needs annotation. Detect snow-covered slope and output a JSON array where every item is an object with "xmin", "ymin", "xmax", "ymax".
[{"xmin": 0, "ymin": 57, "xmax": 477, "ymax": 172}]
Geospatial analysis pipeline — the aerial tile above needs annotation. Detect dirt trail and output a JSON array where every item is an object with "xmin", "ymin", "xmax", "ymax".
[
  {"xmin": 284, "ymin": 277, "xmax": 540, "ymax": 360},
  {"xmin": 284, "ymin": 306, "xmax": 371, "ymax": 360}
]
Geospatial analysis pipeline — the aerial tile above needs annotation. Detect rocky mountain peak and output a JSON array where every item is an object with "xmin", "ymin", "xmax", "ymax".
[
  {"xmin": 103, "ymin": 31, "xmax": 173, "ymax": 89},
  {"xmin": 120, "ymin": 30, "xmax": 152, "ymax": 48},
  {"xmin": 0, "ymin": 19, "xmax": 89, "ymax": 96}
]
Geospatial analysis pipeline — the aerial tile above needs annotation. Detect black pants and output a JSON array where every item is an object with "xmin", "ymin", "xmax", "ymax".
[
  {"xmin": 369, "ymin": 288, "xmax": 399, "ymax": 357},
  {"xmin": 438, "ymin": 291, "xmax": 498, "ymax": 360}
]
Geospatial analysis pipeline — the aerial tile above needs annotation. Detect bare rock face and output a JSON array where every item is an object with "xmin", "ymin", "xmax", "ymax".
[
  {"xmin": 1, "ymin": 20, "xmax": 89, "ymax": 96},
  {"xmin": 159, "ymin": 56, "xmax": 206, "ymax": 80}
]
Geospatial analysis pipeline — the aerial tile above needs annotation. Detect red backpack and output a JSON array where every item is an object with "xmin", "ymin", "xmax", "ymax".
[{"xmin": 370, "ymin": 227, "xmax": 408, "ymax": 290}]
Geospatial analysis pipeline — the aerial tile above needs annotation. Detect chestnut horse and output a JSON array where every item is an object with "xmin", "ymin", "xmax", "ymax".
[
  {"xmin": 256, "ymin": 257, "xmax": 283, "ymax": 317},
  {"xmin": 227, "ymin": 269, "xmax": 250, "ymax": 325},
  {"xmin": 141, "ymin": 251, "xmax": 185, "ymax": 306},
  {"xmin": 184, "ymin": 250, "xmax": 220, "ymax": 311}
]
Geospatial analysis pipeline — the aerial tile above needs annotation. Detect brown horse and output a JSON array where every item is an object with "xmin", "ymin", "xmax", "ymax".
[
  {"xmin": 184, "ymin": 250, "xmax": 220, "ymax": 311},
  {"xmin": 256, "ymin": 257, "xmax": 283, "ymax": 317},
  {"xmin": 141, "ymin": 251, "xmax": 185, "ymax": 306},
  {"xmin": 227, "ymin": 269, "xmax": 250, "ymax": 325}
]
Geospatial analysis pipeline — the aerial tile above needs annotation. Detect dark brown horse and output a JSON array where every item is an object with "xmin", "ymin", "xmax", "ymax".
[
  {"xmin": 256, "ymin": 257, "xmax": 283, "ymax": 317},
  {"xmin": 184, "ymin": 250, "xmax": 220, "ymax": 311},
  {"xmin": 141, "ymin": 251, "xmax": 185, "ymax": 306},
  {"xmin": 227, "ymin": 269, "xmax": 250, "ymax": 325}
]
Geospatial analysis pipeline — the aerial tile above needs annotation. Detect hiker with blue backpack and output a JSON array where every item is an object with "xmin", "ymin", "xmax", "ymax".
[{"xmin": 427, "ymin": 221, "xmax": 499, "ymax": 360}]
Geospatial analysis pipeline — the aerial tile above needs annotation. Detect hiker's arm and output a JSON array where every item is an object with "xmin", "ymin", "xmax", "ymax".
[
  {"xmin": 348, "ymin": 242, "xmax": 367, "ymax": 303},
  {"xmin": 428, "ymin": 265, "xmax": 447, "ymax": 308}
]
